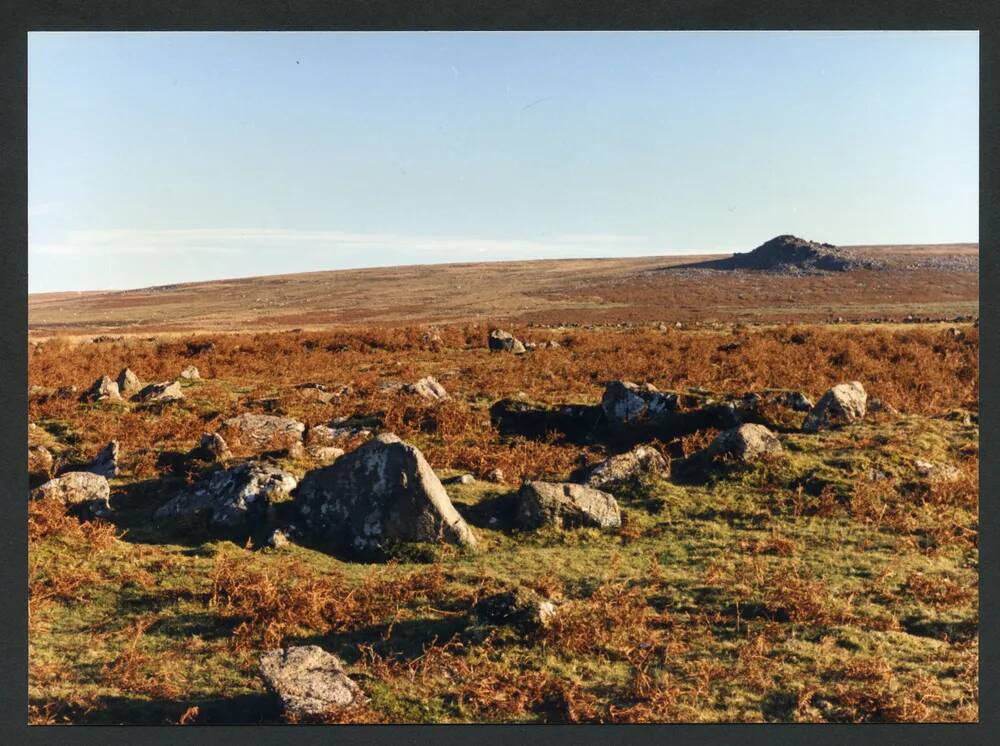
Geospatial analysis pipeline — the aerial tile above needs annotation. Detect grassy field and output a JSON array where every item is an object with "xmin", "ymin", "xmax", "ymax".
[{"xmin": 27, "ymin": 321, "xmax": 978, "ymax": 724}]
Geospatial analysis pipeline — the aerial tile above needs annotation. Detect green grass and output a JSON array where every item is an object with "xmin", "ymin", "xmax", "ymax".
[{"xmin": 29, "ymin": 410, "xmax": 978, "ymax": 724}]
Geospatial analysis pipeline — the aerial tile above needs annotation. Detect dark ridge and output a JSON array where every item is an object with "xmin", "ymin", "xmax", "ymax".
[{"xmin": 673, "ymin": 235, "xmax": 883, "ymax": 274}]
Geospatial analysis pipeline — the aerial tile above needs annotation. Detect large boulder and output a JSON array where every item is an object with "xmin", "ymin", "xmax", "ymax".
[
  {"xmin": 802, "ymin": 382, "xmax": 867, "ymax": 432},
  {"xmin": 218, "ymin": 413, "xmax": 306, "ymax": 455},
  {"xmin": 601, "ymin": 381, "xmax": 679, "ymax": 433},
  {"xmin": 294, "ymin": 433, "xmax": 477, "ymax": 553},
  {"xmin": 31, "ymin": 472, "xmax": 111, "ymax": 517},
  {"xmin": 706, "ymin": 424, "xmax": 783, "ymax": 464},
  {"xmin": 133, "ymin": 380, "xmax": 184, "ymax": 403},
  {"xmin": 401, "ymin": 376, "xmax": 449, "ymax": 402},
  {"xmin": 579, "ymin": 445, "xmax": 669, "ymax": 490},
  {"xmin": 153, "ymin": 461, "xmax": 297, "ymax": 529},
  {"xmin": 488, "ymin": 329, "xmax": 526, "ymax": 354},
  {"xmin": 80, "ymin": 375, "xmax": 121, "ymax": 403},
  {"xmin": 116, "ymin": 368, "xmax": 142, "ymax": 397},
  {"xmin": 259, "ymin": 646, "xmax": 366, "ymax": 719},
  {"xmin": 516, "ymin": 481, "xmax": 621, "ymax": 530}
]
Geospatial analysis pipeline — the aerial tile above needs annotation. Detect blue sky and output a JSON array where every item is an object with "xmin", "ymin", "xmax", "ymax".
[{"xmin": 28, "ymin": 31, "xmax": 978, "ymax": 293}]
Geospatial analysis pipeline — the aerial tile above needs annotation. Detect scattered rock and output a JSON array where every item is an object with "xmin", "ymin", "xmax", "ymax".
[
  {"xmin": 762, "ymin": 389, "xmax": 814, "ymax": 412},
  {"xmin": 268, "ymin": 529, "xmax": 291, "ymax": 549},
  {"xmin": 802, "ymin": 382, "xmax": 867, "ymax": 432},
  {"xmin": 471, "ymin": 586, "xmax": 558, "ymax": 632},
  {"xmin": 578, "ymin": 445, "xmax": 669, "ymax": 490},
  {"xmin": 295, "ymin": 383, "xmax": 338, "ymax": 404},
  {"xmin": 154, "ymin": 461, "xmax": 297, "ymax": 529},
  {"xmin": 306, "ymin": 445, "xmax": 345, "ymax": 462},
  {"xmin": 180, "ymin": 365, "xmax": 200, "ymax": 380},
  {"xmin": 28, "ymin": 445, "xmax": 54, "ymax": 480},
  {"xmin": 706, "ymin": 424, "xmax": 783, "ymax": 464},
  {"xmin": 79, "ymin": 440, "xmax": 119, "ymax": 479},
  {"xmin": 193, "ymin": 432, "xmax": 232, "ymax": 462},
  {"xmin": 867, "ymin": 397, "xmax": 900, "ymax": 416},
  {"xmin": 80, "ymin": 375, "xmax": 121, "ymax": 403},
  {"xmin": 185, "ymin": 340, "xmax": 216, "ymax": 355},
  {"xmin": 914, "ymin": 459, "xmax": 961, "ymax": 483},
  {"xmin": 116, "ymin": 368, "xmax": 142, "ymax": 397},
  {"xmin": 402, "ymin": 376, "xmax": 449, "ymax": 402},
  {"xmin": 488, "ymin": 329, "xmax": 526, "ymax": 354},
  {"xmin": 31, "ymin": 472, "xmax": 111, "ymax": 517},
  {"xmin": 133, "ymin": 380, "xmax": 185, "ymax": 403},
  {"xmin": 259, "ymin": 646, "xmax": 366, "ymax": 719},
  {"xmin": 443, "ymin": 473, "xmax": 476, "ymax": 485},
  {"xmin": 294, "ymin": 433, "xmax": 478, "ymax": 553},
  {"xmin": 516, "ymin": 481, "xmax": 621, "ymax": 530},
  {"xmin": 218, "ymin": 413, "xmax": 306, "ymax": 455},
  {"xmin": 486, "ymin": 468, "xmax": 505, "ymax": 484}
]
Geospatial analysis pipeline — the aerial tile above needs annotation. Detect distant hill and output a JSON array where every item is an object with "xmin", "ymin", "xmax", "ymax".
[{"xmin": 27, "ymin": 242, "xmax": 978, "ymax": 336}]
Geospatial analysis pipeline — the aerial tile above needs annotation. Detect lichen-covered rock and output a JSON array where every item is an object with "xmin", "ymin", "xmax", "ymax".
[
  {"xmin": 516, "ymin": 481, "xmax": 621, "ymax": 530},
  {"xmin": 294, "ymin": 433, "xmax": 477, "ymax": 553},
  {"xmin": 180, "ymin": 365, "xmax": 200, "ymax": 380},
  {"xmin": 31, "ymin": 472, "xmax": 111, "ymax": 517},
  {"xmin": 133, "ymin": 380, "xmax": 184, "ymax": 403},
  {"xmin": 600, "ymin": 381, "xmax": 679, "ymax": 432},
  {"xmin": 259, "ymin": 646, "xmax": 366, "ymax": 718},
  {"xmin": 802, "ymin": 382, "xmax": 867, "ymax": 431},
  {"xmin": 153, "ymin": 461, "xmax": 297, "ymax": 528},
  {"xmin": 402, "ymin": 376, "xmax": 449, "ymax": 402},
  {"xmin": 580, "ymin": 445, "xmax": 669, "ymax": 490},
  {"xmin": 218, "ymin": 413, "xmax": 305, "ymax": 455},
  {"xmin": 116, "ymin": 368, "xmax": 142, "ymax": 397},
  {"xmin": 706, "ymin": 424, "xmax": 783, "ymax": 463},
  {"xmin": 80, "ymin": 375, "xmax": 121, "ymax": 403},
  {"xmin": 295, "ymin": 383, "xmax": 339, "ymax": 404},
  {"xmin": 306, "ymin": 445, "xmax": 345, "ymax": 462},
  {"xmin": 488, "ymin": 329, "xmax": 526, "ymax": 354}
]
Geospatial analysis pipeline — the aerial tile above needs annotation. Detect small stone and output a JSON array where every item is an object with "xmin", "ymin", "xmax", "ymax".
[
  {"xmin": 802, "ymin": 382, "xmax": 867, "ymax": 432},
  {"xmin": 133, "ymin": 380, "xmax": 184, "ymax": 403},
  {"xmin": 180, "ymin": 365, "xmax": 200, "ymax": 380},
  {"xmin": 116, "ymin": 368, "xmax": 142, "ymax": 397},
  {"xmin": 706, "ymin": 424, "xmax": 783, "ymax": 464},
  {"xmin": 268, "ymin": 529, "xmax": 291, "ymax": 549},
  {"xmin": 402, "ymin": 376, "xmax": 449, "ymax": 402},
  {"xmin": 80, "ymin": 375, "xmax": 121, "ymax": 403},
  {"xmin": 485, "ymin": 468, "xmax": 505, "ymax": 484},
  {"xmin": 488, "ymin": 329, "xmax": 526, "ymax": 354},
  {"xmin": 516, "ymin": 481, "xmax": 621, "ymax": 530}
]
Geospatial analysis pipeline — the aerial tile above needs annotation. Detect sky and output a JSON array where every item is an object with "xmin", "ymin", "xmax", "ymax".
[{"xmin": 28, "ymin": 31, "xmax": 979, "ymax": 293}]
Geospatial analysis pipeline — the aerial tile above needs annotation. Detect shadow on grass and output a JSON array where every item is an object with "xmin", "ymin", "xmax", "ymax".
[{"xmin": 30, "ymin": 692, "xmax": 280, "ymax": 725}]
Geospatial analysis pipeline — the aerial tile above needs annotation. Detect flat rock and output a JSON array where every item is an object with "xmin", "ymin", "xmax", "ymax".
[
  {"xmin": 154, "ymin": 461, "xmax": 297, "ymax": 528},
  {"xmin": 218, "ymin": 413, "xmax": 305, "ymax": 455},
  {"xmin": 259, "ymin": 646, "xmax": 366, "ymax": 718},
  {"xmin": 802, "ymin": 382, "xmax": 867, "ymax": 432},
  {"xmin": 516, "ymin": 481, "xmax": 621, "ymax": 530},
  {"xmin": 294, "ymin": 433, "xmax": 477, "ymax": 553}
]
